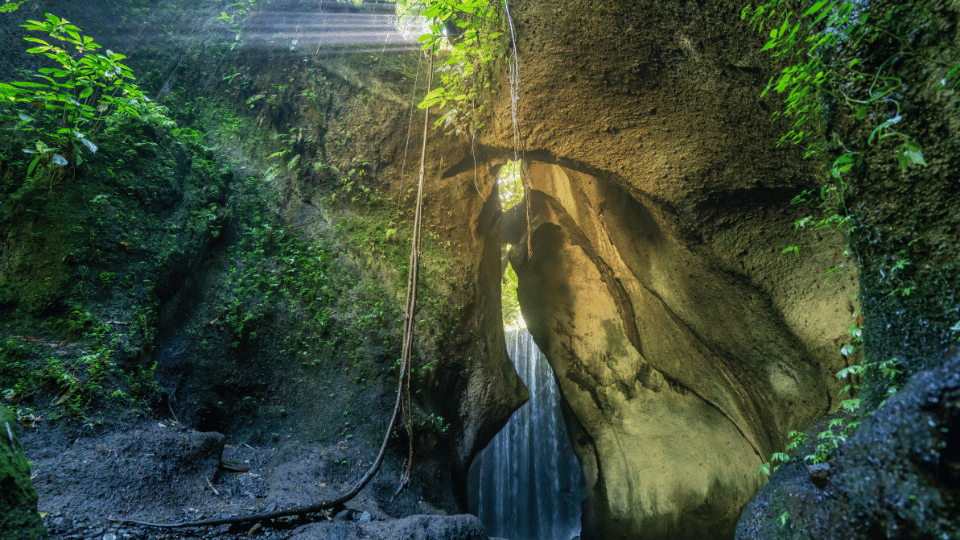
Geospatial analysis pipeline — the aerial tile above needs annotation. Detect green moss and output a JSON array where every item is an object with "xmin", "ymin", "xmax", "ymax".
[
  {"xmin": 0, "ymin": 406, "xmax": 48, "ymax": 540},
  {"xmin": 0, "ymin": 102, "xmax": 226, "ymax": 420}
]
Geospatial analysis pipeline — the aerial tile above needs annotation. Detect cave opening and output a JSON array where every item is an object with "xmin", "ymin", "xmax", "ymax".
[
  {"xmin": 466, "ymin": 160, "xmax": 584, "ymax": 540},
  {"xmin": 498, "ymin": 159, "xmax": 524, "ymax": 330}
]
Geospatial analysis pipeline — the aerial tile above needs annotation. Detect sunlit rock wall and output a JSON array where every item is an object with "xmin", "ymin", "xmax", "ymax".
[{"xmin": 482, "ymin": 0, "xmax": 859, "ymax": 537}]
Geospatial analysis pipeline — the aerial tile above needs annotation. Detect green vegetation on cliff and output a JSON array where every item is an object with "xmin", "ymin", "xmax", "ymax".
[
  {"xmin": 743, "ymin": 0, "xmax": 959, "ymax": 535},
  {"xmin": 0, "ymin": 0, "xmax": 470, "ymax": 464},
  {"xmin": 746, "ymin": 0, "xmax": 959, "ymax": 411}
]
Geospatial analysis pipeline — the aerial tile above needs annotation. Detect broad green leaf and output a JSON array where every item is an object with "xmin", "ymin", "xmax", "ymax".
[
  {"xmin": 37, "ymin": 68, "xmax": 70, "ymax": 77},
  {"xmin": 898, "ymin": 148, "xmax": 926, "ymax": 169},
  {"xmin": 803, "ymin": 0, "xmax": 829, "ymax": 17},
  {"xmin": 26, "ymin": 154, "xmax": 41, "ymax": 178},
  {"xmin": 11, "ymin": 81, "xmax": 49, "ymax": 89},
  {"xmin": 813, "ymin": 2, "xmax": 836, "ymax": 24},
  {"xmin": 418, "ymin": 87, "xmax": 447, "ymax": 109},
  {"xmin": 777, "ymin": 16, "xmax": 790, "ymax": 40},
  {"xmin": 787, "ymin": 22, "xmax": 801, "ymax": 41},
  {"xmin": 831, "ymin": 153, "xmax": 856, "ymax": 178}
]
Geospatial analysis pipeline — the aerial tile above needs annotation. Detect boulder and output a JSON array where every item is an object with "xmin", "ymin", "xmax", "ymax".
[
  {"xmin": 0, "ymin": 407, "xmax": 47, "ymax": 540},
  {"xmin": 736, "ymin": 347, "xmax": 960, "ymax": 539},
  {"xmin": 288, "ymin": 514, "xmax": 489, "ymax": 540}
]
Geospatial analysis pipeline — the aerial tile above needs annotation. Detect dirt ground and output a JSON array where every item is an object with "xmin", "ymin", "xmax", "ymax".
[{"xmin": 19, "ymin": 417, "xmax": 477, "ymax": 540}]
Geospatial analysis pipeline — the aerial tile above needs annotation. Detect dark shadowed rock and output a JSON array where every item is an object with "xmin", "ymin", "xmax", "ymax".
[
  {"xmin": 736, "ymin": 347, "xmax": 960, "ymax": 539},
  {"xmin": 287, "ymin": 514, "xmax": 488, "ymax": 540}
]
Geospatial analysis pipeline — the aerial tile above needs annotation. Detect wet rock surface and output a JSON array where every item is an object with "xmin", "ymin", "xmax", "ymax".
[
  {"xmin": 736, "ymin": 347, "xmax": 960, "ymax": 539},
  {"xmin": 287, "ymin": 514, "xmax": 488, "ymax": 540}
]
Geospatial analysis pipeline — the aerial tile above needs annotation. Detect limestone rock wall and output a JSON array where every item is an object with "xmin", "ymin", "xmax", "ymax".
[
  {"xmin": 736, "ymin": 0, "xmax": 960, "ymax": 535},
  {"xmin": 479, "ymin": 0, "xmax": 860, "ymax": 537}
]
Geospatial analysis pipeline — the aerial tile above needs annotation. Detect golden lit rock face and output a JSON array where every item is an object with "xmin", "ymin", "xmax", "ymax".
[
  {"xmin": 477, "ymin": 0, "xmax": 859, "ymax": 537},
  {"xmin": 505, "ymin": 159, "xmax": 855, "ymax": 539}
]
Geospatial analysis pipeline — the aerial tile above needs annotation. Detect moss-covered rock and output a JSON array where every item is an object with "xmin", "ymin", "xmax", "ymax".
[
  {"xmin": 0, "ymin": 107, "xmax": 226, "ymax": 423},
  {"xmin": 840, "ymin": 0, "xmax": 960, "ymax": 408},
  {"xmin": 736, "ymin": 347, "xmax": 960, "ymax": 540},
  {"xmin": 0, "ymin": 407, "xmax": 47, "ymax": 540}
]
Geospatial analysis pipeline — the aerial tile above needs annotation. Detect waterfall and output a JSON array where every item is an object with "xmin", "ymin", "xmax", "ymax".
[{"xmin": 471, "ymin": 329, "xmax": 583, "ymax": 540}]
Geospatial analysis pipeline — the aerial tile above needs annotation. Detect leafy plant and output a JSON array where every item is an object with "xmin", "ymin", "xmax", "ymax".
[
  {"xmin": 744, "ymin": 0, "xmax": 927, "ymax": 167},
  {"xmin": 0, "ymin": 1, "xmax": 31, "ymax": 13},
  {"xmin": 743, "ymin": 0, "xmax": 929, "ymax": 257},
  {"xmin": 421, "ymin": 412, "xmax": 450, "ymax": 434},
  {"xmin": 0, "ymin": 14, "xmax": 155, "ymax": 186},
  {"xmin": 501, "ymin": 261, "xmax": 521, "ymax": 329},
  {"xmin": 411, "ymin": 0, "xmax": 504, "ymax": 132},
  {"xmin": 759, "ymin": 310, "xmax": 901, "ymax": 476}
]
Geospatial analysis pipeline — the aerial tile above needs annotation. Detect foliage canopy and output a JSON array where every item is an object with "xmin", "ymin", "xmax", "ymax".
[{"xmin": 0, "ymin": 13, "xmax": 163, "ymax": 190}]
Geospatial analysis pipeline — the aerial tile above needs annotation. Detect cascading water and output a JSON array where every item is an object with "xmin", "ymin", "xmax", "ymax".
[{"xmin": 470, "ymin": 329, "xmax": 583, "ymax": 540}]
